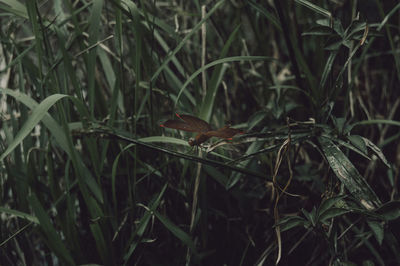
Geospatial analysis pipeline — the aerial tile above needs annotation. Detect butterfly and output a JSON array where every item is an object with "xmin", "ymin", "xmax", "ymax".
[{"xmin": 160, "ymin": 114, "xmax": 244, "ymax": 146}]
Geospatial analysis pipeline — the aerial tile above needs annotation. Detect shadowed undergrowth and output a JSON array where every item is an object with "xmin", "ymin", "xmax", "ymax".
[{"xmin": 1, "ymin": 1, "xmax": 400, "ymax": 265}]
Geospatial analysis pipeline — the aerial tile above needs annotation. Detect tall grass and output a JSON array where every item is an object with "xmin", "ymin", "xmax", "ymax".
[{"xmin": 1, "ymin": 0, "xmax": 400, "ymax": 265}]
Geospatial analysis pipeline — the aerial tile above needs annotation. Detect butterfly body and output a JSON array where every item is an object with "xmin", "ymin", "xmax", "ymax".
[
  {"xmin": 188, "ymin": 133, "xmax": 212, "ymax": 146},
  {"xmin": 161, "ymin": 114, "xmax": 244, "ymax": 146}
]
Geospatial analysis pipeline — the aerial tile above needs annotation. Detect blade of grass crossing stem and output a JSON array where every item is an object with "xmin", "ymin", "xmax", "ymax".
[
  {"xmin": 0, "ymin": 94, "xmax": 67, "ymax": 161},
  {"xmin": 318, "ymin": 136, "xmax": 381, "ymax": 210},
  {"xmin": 135, "ymin": 12, "xmax": 186, "ymax": 83},
  {"xmin": 44, "ymin": 96, "xmax": 109, "ymax": 262},
  {"xmin": 175, "ymin": 56, "xmax": 271, "ymax": 108},
  {"xmin": 165, "ymin": 67, "xmax": 196, "ymax": 106},
  {"xmin": 150, "ymin": 0, "xmax": 225, "ymax": 83},
  {"xmin": 0, "ymin": 89, "xmax": 104, "ymax": 203},
  {"xmin": 152, "ymin": 28, "xmax": 185, "ymax": 77},
  {"xmin": 199, "ymin": 24, "xmax": 241, "ymax": 122},
  {"xmin": 123, "ymin": 184, "xmax": 168, "ymax": 263},
  {"xmin": 28, "ymin": 194, "xmax": 75, "ymax": 265}
]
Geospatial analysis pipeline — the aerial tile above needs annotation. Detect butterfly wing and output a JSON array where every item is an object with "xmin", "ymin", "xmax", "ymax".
[
  {"xmin": 205, "ymin": 126, "xmax": 244, "ymax": 139},
  {"xmin": 160, "ymin": 119, "xmax": 199, "ymax": 132},
  {"xmin": 177, "ymin": 114, "xmax": 212, "ymax": 132}
]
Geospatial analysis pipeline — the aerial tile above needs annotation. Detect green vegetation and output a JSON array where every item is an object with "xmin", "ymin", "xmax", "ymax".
[{"xmin": 1, "ymin": 0, "xmax": 400, "ymax": 265}]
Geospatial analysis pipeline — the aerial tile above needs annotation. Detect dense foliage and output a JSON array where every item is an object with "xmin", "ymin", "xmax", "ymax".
[{"xmin": 1, "ymin": 0, "xmax": 400, "ymax": 265}]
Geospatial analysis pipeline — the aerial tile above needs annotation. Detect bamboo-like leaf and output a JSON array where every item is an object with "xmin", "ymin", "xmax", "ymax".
[
  {"xmin": 375, "ymin": 201, "xmax": 400, "ymax": 221},
  {"xmin": 278, "ymin": 216, "xmax": 308, "ymax": 232},
  {"xmin": 0, "ymin": 94, "xmax": 67, "ymax": 162},
  {"xmin": 294, "ymin": 0, "xmax": 331, "ymax": 18},
  {"xmin": 362, "ymin": 136, "xmax": 391, "ymax": 168},
  {"xmin": 0, "ymin": 207, "xmax": 39, "ymax": 224},
  {"xmin": 154, "ymin": 210, "xmax": 197, "ymax": 252},
  {"xmin": 319, "ymin": 208, "xmax": 349, "ymax": 223},
  {"xmin": 347, "ymin": 135, "xmax": 367, "ymax": 154},
  {"xmin": 318, "ymin": 136, "xmax": 381, "ymax": 210},
  {"xmin": 0, "ymin": 89, "xmax": 104, "ymax": 203},
  {"xmin": 318, "ymin": 195, "xmax": 347, "ymax": 217},
  {"xmin": 367, "ymin": 220, "xmax": 384, "ymax": 245}
]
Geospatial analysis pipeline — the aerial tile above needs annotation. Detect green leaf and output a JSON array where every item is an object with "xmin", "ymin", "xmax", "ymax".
[
  {"xmin": 140, "ymin": 136, "xmax": 189, "ymax": 146},
  {"xmin": 294, "ymin": 0, "xmax": 331, "ymax": 18},
  {"xmin": 248, "ymin": 0, "xmax": 282, "ymax": 31},
  {"xmin": 319, "ymin": 208, "xmax": 349, "ymax": 223},
  {"xmin": 367, "ymin": 220, "xmax": 384, "ymax": 245},
  {"xmin": 375, "ymin": 201, "xmax": 400, "ymax": 221},
  {"xmin": 302, "ymin": 25, "xmax": 334, "ymax": 36},
  {"xmin": 319, "ymin": 50, "xmax": 338, "ymax": 91},
  {"xmin": 318, "ymin": 195, "xmax": 347, "ymax": 217},
  {"xmin": 351, "ymin": 119, "xmax": 400, "ymax": 128},
  {"xmin": 247, "ymin": 111, "xmax": 268, "ymax": 131},
  {"xmin": 318, "ymin": 136, "xmax": 381, "ymax": 210},
  {"xmin": 154, "ymin": 210, "xmax": 197, "ymax": 253},
  {"xmin": 362, "ymin": 137, "xmax": 391, "ymax": 168},
  {"xmin": 302, "ymin": 208, "xmax": 316, "ymax": 226},
  {"xmin": 200, "ymin": 23, "xmax": 241, "ymax": 122},
  {"xmin": 0, "ymin": 94, "xmax": 67, "ymax": 162},
  {"xmin": 0, "ymin": 0, "xmax": 28, "ymax": 18},
  {"xmin": 150, "ymin": 0, "xmax": 225, "ymax": 83},
  {"xmin": 347, "ymin": 135, "xmax": 367, "ymax": 154},
  {"xmin": 0, "ymin": 207, "xmax": 39, "ymax": 224},
  {"xmin": 278, "ymin": 216, "xmax": 308, "ymax": 232},
  {"xmin": 0, "ymin": 89, "xmax": 104, "ymax": 203},
  {"xmin": 332, "ymin": 137, "xmax": 371, "ymax": 161}
]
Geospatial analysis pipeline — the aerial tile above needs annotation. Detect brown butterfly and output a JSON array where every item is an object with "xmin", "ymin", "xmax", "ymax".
[{"xmin": 160, "ymin": 113, "xmax": 244, "ymax": 146}]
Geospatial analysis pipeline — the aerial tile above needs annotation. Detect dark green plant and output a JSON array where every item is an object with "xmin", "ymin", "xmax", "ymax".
[{"xmin": 1, "ymin": 0, "xmax": 400, "ymax": 265}]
